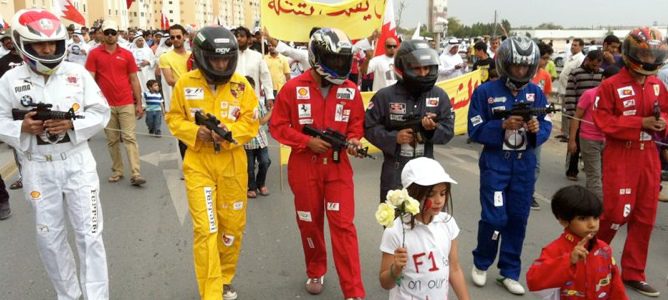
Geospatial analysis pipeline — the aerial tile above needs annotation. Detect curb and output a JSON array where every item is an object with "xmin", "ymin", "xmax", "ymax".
[{"xmin": 0, "ymin": 146, "xmax": 18, "ymax": 182}]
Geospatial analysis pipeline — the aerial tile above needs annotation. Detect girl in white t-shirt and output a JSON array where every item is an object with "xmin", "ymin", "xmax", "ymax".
[{"xmin": 379, "ymin": 157, "xmax": 470, "ymax": 300}]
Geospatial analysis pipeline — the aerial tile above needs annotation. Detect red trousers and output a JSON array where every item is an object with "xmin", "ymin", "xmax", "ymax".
[
  {"xmin": 598, "ymin": 139, "xmax": 659, "ymax": 282},
  {"xmin": 287, "ymin": 152, "xmax": 365, "ymax": 298}
]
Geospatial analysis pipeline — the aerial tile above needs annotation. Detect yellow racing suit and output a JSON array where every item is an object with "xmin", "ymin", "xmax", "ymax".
[{"xmin": 166, "ymin": 70, "xmax": 259, "ymax": 300}]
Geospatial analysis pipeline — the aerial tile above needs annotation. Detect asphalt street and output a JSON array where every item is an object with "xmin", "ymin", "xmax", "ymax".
[{"xmin": 0, "ymin": 120, "xmax": 667, "ymax": 300}]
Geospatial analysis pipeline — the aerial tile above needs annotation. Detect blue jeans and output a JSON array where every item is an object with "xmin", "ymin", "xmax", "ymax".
[
  {"xmin": 145, "ymin": 110, "xmax": 163, "ymax": 134},
  {"xmin": 245, "ymin": 147, "xmax": 271, "ymax": 191}
]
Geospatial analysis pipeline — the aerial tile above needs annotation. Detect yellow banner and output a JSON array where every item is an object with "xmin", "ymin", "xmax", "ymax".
[
  {"xmin": 278, "ymin": 70, "xmax": 482, "ymax": 165},
  {"xmin": 261, "ymin": 0, "xmax": 386, "ymax": 42},
  {"xmin": 436, "ymin": 70, "xmax": 482, "ymax": 135}
]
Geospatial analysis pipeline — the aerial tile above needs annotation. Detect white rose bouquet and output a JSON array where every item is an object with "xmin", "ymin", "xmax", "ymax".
[
  {"xmin": 375, "ymin": 188, "xmax": 421, "ymax": 244},
  {"xmin": 375, "ymin": 188, "xmax": 421, "ymax": 286}
]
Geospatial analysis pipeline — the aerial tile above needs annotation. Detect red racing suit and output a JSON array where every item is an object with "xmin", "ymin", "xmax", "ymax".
[
  {"xmin": 526, "ymin": 230, "xmax": 627, "ymax": 299},
  {"xmin": 269, "ymin": 70, "xmax": 366, "ymax": 298},
  {"xmin": 592, "ymin": 67, "xmax": 668, "ymax": 281}
]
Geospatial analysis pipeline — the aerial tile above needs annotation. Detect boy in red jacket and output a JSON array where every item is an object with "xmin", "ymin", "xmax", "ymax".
[{"xmin": 527, "ymin": 185, "xmax": 628, "ymax": 299}]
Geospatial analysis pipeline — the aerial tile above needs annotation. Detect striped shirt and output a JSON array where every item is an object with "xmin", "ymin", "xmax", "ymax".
[
  {"xmin": 244, "ymin": 100, "xmax": 269, "ymax": 150},
  {"xmin": 564, "ymin": 66, "xmax": 603, "ymax": 115},
  {"xmin": 143, "ymin": 91, "xmax": 164, "ymax": 112}
]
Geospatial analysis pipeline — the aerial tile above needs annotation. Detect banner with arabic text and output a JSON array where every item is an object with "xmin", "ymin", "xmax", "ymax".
[
  {"xmin": 261, "ymin": 0, "xmax": 386, "ymax": 42},
  {"xmin": 278, "ymin": 70, "xmax": 482, "ymax": 165}
]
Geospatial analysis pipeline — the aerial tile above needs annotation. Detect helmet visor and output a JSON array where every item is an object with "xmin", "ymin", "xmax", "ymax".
[
  {"xmin": 401, "ymin": 48, "xmax": 439, "ymax": 69},
  {"xmin": 626, "ymin": 45, "xmax": 668, "ymax": 71},
  {"xmin": 24, "ymin": 40, "xmax": 66, "ymax": 64},
  {"xmin": 319, "ymin": 51, "xmax": 353, "ymax": 77}
]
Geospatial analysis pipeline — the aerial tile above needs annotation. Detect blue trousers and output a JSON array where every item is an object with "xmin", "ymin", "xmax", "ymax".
[
  {"xmin": 473, "ymin": 150, "xmax": 535, "ymax": 280},
  {"xmin": 245, "ymin": 147, "xmax": 271, "ymax": 191},
  {"xmin": 145, "ymin": 110, "xmax": 163, "ymax": 134}
]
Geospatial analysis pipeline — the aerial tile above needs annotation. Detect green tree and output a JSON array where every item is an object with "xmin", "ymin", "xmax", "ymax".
[{"xmin": 536, "ymin": 23, "xmax": 563, "ymax": 30}]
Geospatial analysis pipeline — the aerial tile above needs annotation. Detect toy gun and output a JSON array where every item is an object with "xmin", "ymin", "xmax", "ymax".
[
  {"xmin": 194, "ymin": 111, "xmax": 236, "ymax": 153},
  {"xmin": 492, "ymin": 102, "xmax": 557, "ymax": 122},
  {"xmin": 12, "ymin": 103, "xmax": 84, "ymax": 121},
  {"xmin": 302, "ymin": 125, "xmax": 374, "ymax": 163},
  {"xmin": 388, "ymin": 114, "xmax": 445, "ymax": 144}
]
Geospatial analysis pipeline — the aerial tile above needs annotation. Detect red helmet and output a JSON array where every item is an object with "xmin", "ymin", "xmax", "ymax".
[{"xmin": 622, "ymin": 27, "xmax": 668, "ymax": 75}]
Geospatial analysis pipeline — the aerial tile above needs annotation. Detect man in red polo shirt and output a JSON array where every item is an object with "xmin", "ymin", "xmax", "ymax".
[{"xmin": 86, "ymin": 20, "xmax": 146, "ymax": 186}]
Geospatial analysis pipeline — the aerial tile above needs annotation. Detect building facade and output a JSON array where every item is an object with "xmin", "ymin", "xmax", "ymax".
[{"xmin": 6, "ymin": 0, "xmax": 259, "ymax": 30}]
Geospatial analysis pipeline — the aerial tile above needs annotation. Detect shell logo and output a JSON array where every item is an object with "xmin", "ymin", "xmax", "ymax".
[
  {"xmin": 298, "ymin": 87, "xmax": 308, "ymax": 96},
  {"xmin": 30, "ymin": 191, "xmax": 41, "ymax": 199},
  {"xmin": 72, "ymin": 103, "xmax": 80, "ymax": 112}
]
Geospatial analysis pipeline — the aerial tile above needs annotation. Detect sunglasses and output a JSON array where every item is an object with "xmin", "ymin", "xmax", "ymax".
[
  {"xmin": 385, "ymin": 45, "xmax": 397, "ymax": 49},
  {"xmin": 170, "ymin": 35, "xmax": 183, "ymax": 40},
  {"xmin": 103, "ymin": 30, "xmax": 118, "ymax": 36}
]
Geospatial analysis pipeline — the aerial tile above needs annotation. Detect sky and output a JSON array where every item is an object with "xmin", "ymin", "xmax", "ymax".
[{"xmin": 314, "ymin": 0, "xmax": 668, "ymax": 29}]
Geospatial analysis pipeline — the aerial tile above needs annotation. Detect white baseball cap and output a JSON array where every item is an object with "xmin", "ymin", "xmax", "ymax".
[
  {"xmin": 101, "ymin": 20, "xmax": 118, "ymax": 32},
  {"xmin": 401, "ymin": 157, "xmax": 457, "ymax": 188}
]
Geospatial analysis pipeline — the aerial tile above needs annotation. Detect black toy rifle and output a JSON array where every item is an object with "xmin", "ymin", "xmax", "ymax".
[
  {"xmin": 388, "ymin": 114, "xmax": 444, "ymax": 144},
  {"xmin": 194, "ymin": 111, "xmax": 236, "ymax": 153},
  {"xmin": 492, "ymin": 102, "xmax": 557, "ymax": 122},
  {"xmin": 302, "ymin": 125, "xmax": 374, "ymax": 163},
  {"xmin": 12, "ymin": 103, "xmax": 84, "ymax": 121}
]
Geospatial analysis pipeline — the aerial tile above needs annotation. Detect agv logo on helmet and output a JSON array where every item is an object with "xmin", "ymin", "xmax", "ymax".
[{"xmin": 215, "ymin": 48, "xmax": 231, "ymax": 54}]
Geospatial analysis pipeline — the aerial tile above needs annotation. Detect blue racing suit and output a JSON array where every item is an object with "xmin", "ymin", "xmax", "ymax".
[{"xmin": 467, "ymin": 78, "xmax": 552, "ymax": 280}]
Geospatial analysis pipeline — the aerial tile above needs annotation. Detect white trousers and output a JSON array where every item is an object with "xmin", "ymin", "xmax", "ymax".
[{"xmin": 22, "ymin": 146, "xmax": 109, "ymax": 300}]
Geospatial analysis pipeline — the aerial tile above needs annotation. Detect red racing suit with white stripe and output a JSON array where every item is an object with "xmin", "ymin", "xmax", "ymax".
[
  {"xmin": 270, "ymin": 70, "xmax": 366, "ymax": 298},
  {"xmin": 592, "ymin": 67, "xmax": 668, "ymax": 282}
]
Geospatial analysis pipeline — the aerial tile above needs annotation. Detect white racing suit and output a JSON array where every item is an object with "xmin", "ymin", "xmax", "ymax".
[{"xmin": 0, "ymin": 62, "xmax": 111, "ymax": 300}]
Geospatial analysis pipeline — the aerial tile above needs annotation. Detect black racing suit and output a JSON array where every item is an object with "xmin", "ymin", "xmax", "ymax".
[{"xmin": 365, "ymin": 83, "xmax": 455, "ymax": 202}]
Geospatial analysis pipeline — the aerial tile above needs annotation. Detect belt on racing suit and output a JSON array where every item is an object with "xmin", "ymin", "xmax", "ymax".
[
  {"xmin": 23, "ymin": 143, "xmax": 87, "ymax": 162},
  {"xmin": 607, "ymin": 138, "xmax": 654, "ymax": 151}
]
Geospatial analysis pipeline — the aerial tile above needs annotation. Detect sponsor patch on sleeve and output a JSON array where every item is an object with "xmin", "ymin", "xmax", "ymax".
[{"xmin": 470, "ymin": 115, "xmax": 483, "ymax": 126}]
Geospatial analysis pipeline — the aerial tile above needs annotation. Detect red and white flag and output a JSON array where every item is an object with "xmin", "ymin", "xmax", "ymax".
[
  {"xmin": 161, "ymin": 11, "xmax": 170, "ymax": 30},
  {"xmin": 374, "ymin": 0, "xmax": 400, "ymax": 57},
  {"xmin": 52, "ymin": 0, "xmax": 86, "ymax": 26},
  {"xmin": 126, "ymin": 0, "xmax": 135, "ymax": 9}
]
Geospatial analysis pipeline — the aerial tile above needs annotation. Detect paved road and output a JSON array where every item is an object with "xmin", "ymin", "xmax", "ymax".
[{"xmin": 1, "ymin": 121, "xmax": 667, "ymax": 299}]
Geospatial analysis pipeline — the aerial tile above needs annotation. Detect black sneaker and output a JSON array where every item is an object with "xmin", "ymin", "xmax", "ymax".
[
  {"xmin": 531, "ymin": 198, "xmax": 541, "ymax": 210},
  {"xmin": 0, "ymin": 207, "xmax": 10, "ymax": 220},
  {"xmin": 624, "ymin": 280, "xmax": 660, "ymax": 297}
]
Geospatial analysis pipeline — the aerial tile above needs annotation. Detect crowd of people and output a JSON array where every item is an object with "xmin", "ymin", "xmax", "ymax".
[{"xmin": 0, "ymin": 7, "xmax": 666, "ymax": 300}]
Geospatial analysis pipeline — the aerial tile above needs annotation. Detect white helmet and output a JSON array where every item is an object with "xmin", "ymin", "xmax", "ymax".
[{"xmin": 11, "ymin": 9, "xmax": 67, "ymax": 75}]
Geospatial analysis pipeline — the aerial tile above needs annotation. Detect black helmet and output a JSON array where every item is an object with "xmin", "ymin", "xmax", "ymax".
[
  {"xmin": 308, "ymin": 28, "xmax": 353, "ymax": 85},
  {"xmin": 192, "ymin": 26, "xmax": 238, "ymax": 84},
  {"xmin": 495, "ymin": 36, "xmax": 539, "ymax": 91},
  {"xmin": 394, "ymin": 39, "xmax": 440, "ymax": 95}
]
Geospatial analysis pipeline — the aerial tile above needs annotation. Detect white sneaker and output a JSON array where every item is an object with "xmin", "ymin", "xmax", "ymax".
[
  {"xmin": 223, "ymin": 284, "xmax": 238, "ymax": 300},
  {"xmin": 471, "ymin": 266, "xmax": 487, "ymax": 286},
  {"xmin": 497, "ymin": 277, "xmax": 525, "ymax": 295}
]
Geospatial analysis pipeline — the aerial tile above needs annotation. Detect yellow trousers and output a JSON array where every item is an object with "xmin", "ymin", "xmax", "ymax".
[{"xmin": 183, "ymin": 148, "xmax": 247, "ymax": 300}]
